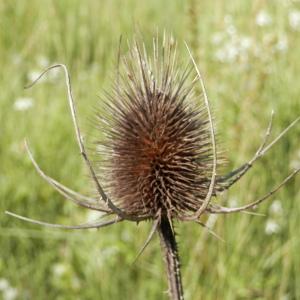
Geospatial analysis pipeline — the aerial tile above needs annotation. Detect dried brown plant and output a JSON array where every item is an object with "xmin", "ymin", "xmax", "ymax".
[{"xmin": 6, "ymin": 36, "xmax": 299, "ymax": 300}]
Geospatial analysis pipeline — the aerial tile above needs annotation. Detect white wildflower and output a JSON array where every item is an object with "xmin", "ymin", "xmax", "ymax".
[
  {"xmin": 214, "ymin": 31, "xmax": 253, "ymax": 63},
  {"xmin": 289, "ymin": 10, "xmax": 300, "ymax": 31},
  {"xmin": 228, "ymin": 196, "xmax": 238, "ymax": 207},
  {"xmin": 3, "ymin": 287, "xmax": 18, "ymax": 300},
  {"xmin": 0, "ymin": 278, "xmax": 9, "ymax": 290},
  {"xmin": 12, "ymin": 54, "xmax": 22, "ymax": 65},
  {"xmin": 0, "ymin": 279, "xmax": 18, "ymax": 300},
  {"xmin": 205, "ymin": 214, "xmax": 218, "ymax": 228},
  {"xmin": 265, "ymin": 219, "xmax": 280, "ymax": 235},
  {"xmin": 225, "ymin": 42, "xmax": 240, "ymax": 60},
  {"xmin": 47, "ymin": 67, "xmax": 60, "ymax": 80},
  {"xmin": 27, "ymin": 70, "xmax": 45, "ymax": 83},
  {"xmin": 275, "ymin": 36, "xmax": 288, "ymax": 52},
  {"xmin": 52, "ymin": 263, "xmax": 67, "ymax": 277},
  {"xmin": 37, "ymin": 56, "xmax": 50, "ymax": 68},
  {"xmin": 240, "ymin": 36, "xmax": 253, "ymax": 50},
  {"xmin": 256, "ymin": 10, "xmax": 272, "ymax": 27},
  {"xmin": 290, "ymin": 159, "xmax": 300, "ymax": 169},
  {"xmin": 214, "ymin": 48, "xmax": 227, "ymax": 62},
  {"xmin": 290, "ymin": 149, "xmax": 300, "ymax": 169},
  {"xmin": 281, "ymin": 293, "xmax": 290, "ymax": 300},
  {"xmin": 269, "ymin": 200, "xmax": 283, "ymax": 215},
  {"xmin": 98, "ymin": 247, "xmax": 119, "ymax": 266},
  {"xmin": 71, "ymin": 277, "xmax": 81, "ymax": 290},
  {"xmin": 121, "ymin": 228, "xmax": 132, "ymax": 242},
  {"xmin": 226, "ymin": 24, "xmax": 237, "ymax": 36},
  {"xmin": 13, "ymin": 97, "xmax": 34, "ymax": 111},
  {"xmin": 28, "ymin": 66, "xmax": 59, "ymax": 83},
  {"xmin": 215, "ymin": 41, "xmax": 239, "ymax": 63},
  {"xmin": 86, "ymin": 210, "xmax": 103, "ymax": 222}
]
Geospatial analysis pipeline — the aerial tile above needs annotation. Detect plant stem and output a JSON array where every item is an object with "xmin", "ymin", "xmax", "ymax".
[{"xmin": 158, "ymin": 216, "xmax": 184, "ymax": 300}]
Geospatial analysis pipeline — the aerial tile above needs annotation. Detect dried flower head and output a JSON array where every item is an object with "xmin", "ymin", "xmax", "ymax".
[
  {"xmin": 7, "ymin": 35, "xmax": 299, "ymax": 300},
  {"xmin": 96, "ymin": 38, "xmax": 222, "ymax": 221}
]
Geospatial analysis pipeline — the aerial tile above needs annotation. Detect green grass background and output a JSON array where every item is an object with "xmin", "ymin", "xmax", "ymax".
[{"xmin": 1, "ymin": 1, "xmax": 300, "ymax": 299}]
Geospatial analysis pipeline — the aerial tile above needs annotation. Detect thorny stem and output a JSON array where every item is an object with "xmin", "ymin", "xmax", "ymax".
[{"xmin": 158, "ymin": 216, "xmax": 184, "ymax": 300}]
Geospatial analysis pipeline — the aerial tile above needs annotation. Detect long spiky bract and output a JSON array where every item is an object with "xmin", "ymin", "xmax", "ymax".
[{"xmin": 6, "ymin": 35, "xmax": 299, "ymax": 300}]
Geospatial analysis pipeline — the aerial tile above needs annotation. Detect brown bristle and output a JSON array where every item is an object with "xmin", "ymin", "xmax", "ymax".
[{"xmin": 95, "ymin": 38, "xmax": 222, "ymax": 219}]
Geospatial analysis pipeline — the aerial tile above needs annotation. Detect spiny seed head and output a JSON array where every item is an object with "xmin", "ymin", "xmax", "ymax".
[{"xmin": 95, "ymin": 37, "xmax": 223, "ymax": 220}]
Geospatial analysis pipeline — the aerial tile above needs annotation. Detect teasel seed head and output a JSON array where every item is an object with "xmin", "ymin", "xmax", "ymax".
[{"xmin": 95, "ymin": 37, "xmax": 223, "ymax": 220}]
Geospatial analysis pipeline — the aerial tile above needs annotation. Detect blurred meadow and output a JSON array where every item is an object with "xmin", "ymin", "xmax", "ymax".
[{"xmin": 1, "ymin": 0, "xmax": 300, "ymax": 299}]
